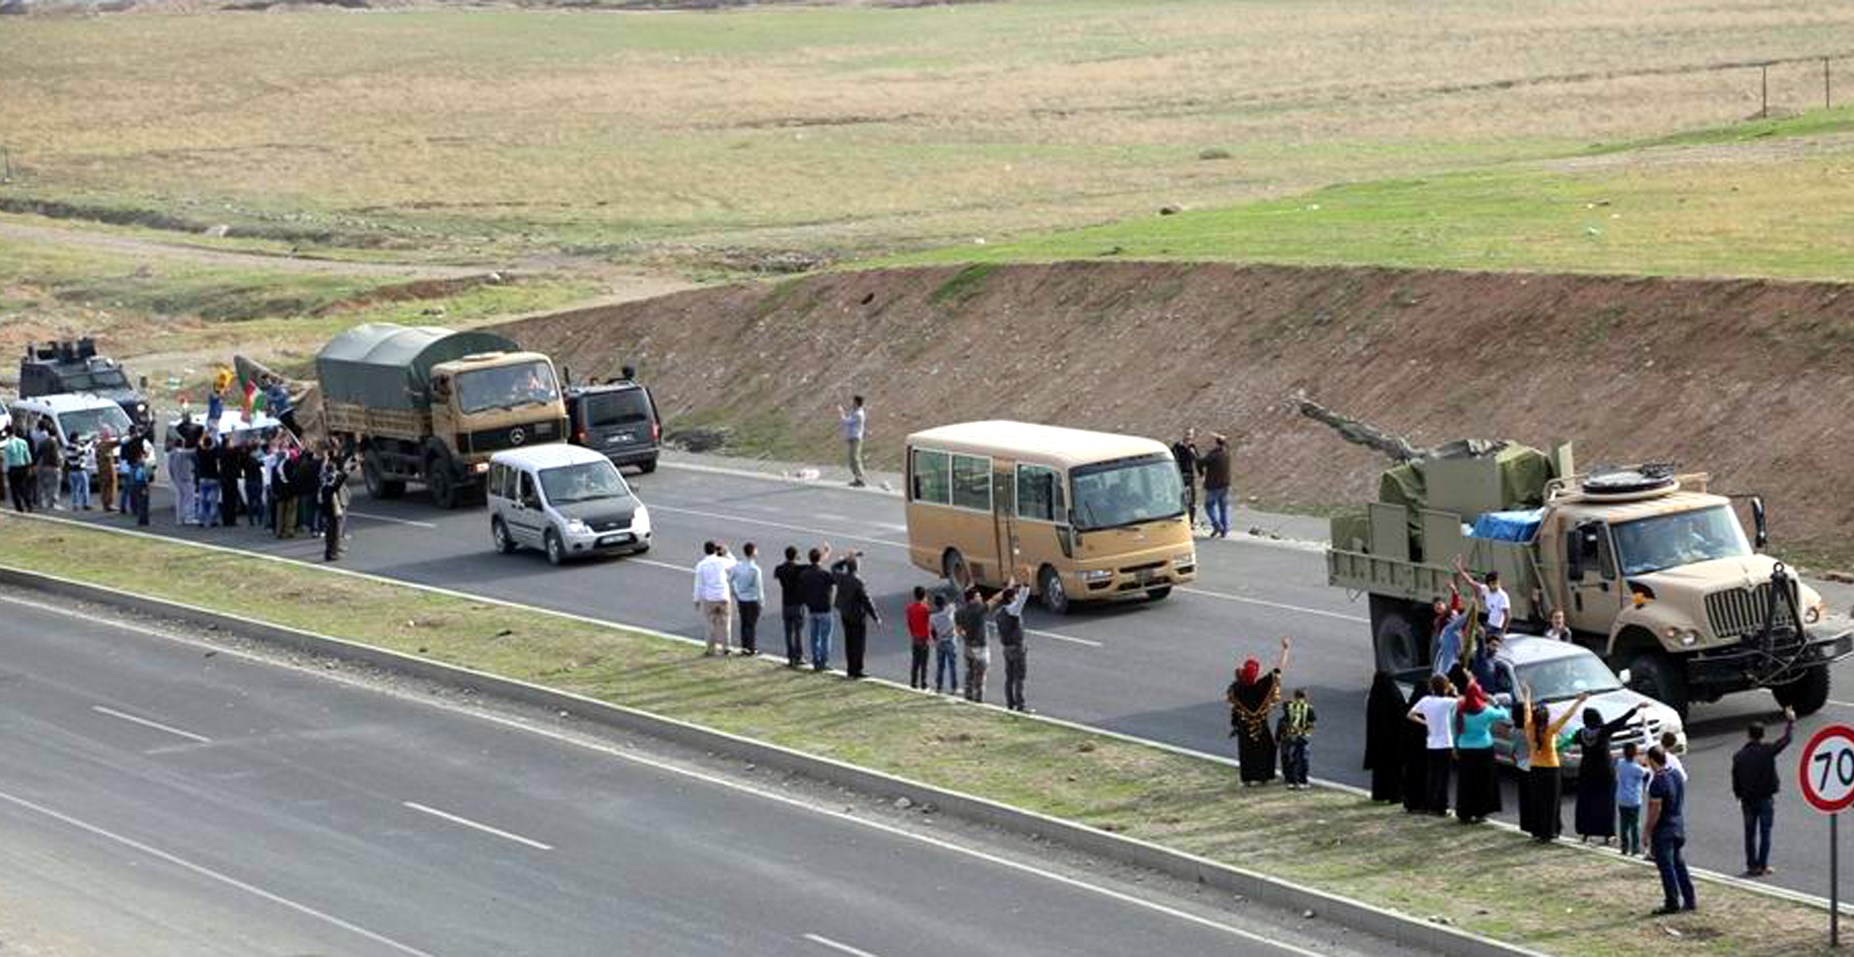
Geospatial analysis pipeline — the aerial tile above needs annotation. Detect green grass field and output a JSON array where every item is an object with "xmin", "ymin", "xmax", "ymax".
[
  {"xmin": 5, "ymin": 0, "xmax": 1854, "ymax": 269},
  {"xmin": 895, "ymin": 109, "xmax": 1854, "ymax": 278}
]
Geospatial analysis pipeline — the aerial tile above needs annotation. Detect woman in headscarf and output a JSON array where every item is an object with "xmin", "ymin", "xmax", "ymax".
[
  {"xmin": 1226, "ymin": 636, "xmax": 1290, "ymax": 786},
  {"xmin": 1452, "ymin": 678, "xmax": 1509, "ymax": 824},
  {"xmin": 1517, "ymin": 683, "xmax": 1591, "ymax": 841},
  {"xmin": 1401, "ymin": 679, "xmax": 1431, "ymax": 813},
  {"xmin": 1573, "ymin": 702, "xmax": 1643, "ymax": 844},
  {"xmin": 1363, "ymin": 670, "xmax": 1406, "ymax": 803}
]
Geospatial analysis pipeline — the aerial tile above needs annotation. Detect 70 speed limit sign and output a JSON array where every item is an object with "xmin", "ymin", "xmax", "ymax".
[{"xmin": 1800, "ymin": 724, "xmax": 1854, "ymax": 815}]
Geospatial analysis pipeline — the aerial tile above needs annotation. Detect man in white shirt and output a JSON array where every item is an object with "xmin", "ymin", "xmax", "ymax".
[
  {"xmin": 1455, "ymin": 555, "xmax": 1510, "ymax": 634},
  {"xmin": 692, "ymin": 541, "xmax": 737, "ymax": 656},
  {"xmin": 837, "ymin": 396, "xmax": 867, "ymax": 488}
]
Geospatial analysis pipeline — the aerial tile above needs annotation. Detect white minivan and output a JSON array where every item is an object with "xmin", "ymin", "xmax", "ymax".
[
  {"xmin": 7, "ymin": 393, "xmax": 134, "ymax": 452},
  {"xmin": 487, "ymin": 444, "xmax": 651, "ymax": 565}
]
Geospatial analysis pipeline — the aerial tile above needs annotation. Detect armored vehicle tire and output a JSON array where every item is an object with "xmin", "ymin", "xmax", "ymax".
[
  {"xmin": 1369, "ymin": 596, "xmax": 1427, "ymax": 673},
  {"xmin": 1773, "ymin": 667, "xmax": 1831, "ymax": 717},
  {"xmin": 1039, "ymin": 565, "xmax": 1071, "ymax": 615},
  {"xmin": 1146, "ymin": 586, "xmax": 1173, "ymax": 602},
  {"xmin": 638, "ymin": 457, "xmax": 658, "ymax": 474},
  {"xmin": 544, "ymin": 530, "xmax": 566, "ymax": 567},
  {"xmin": 1627, "ymin": 650, "xmax": 1689, "ymax": 718},
  {"xmin": 491, "ymin": 517, "xmax": 516, "ymax": 555},
  {"xmin": 426, "ymin": 458, "xmax": 459, "ymax": 510},
  {"xmin": 362, "ymin": 455, "xmax": 405, "ymax": 500}
]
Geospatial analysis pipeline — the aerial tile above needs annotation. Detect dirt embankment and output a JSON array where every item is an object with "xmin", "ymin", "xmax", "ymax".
[{"xmin": 498, "ymin": 262, "xmax": 1854, "ymax": 562}]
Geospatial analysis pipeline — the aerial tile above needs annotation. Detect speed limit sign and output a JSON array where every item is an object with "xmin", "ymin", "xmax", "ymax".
[{"xmin": 1801, "ymin": 725, "xmax": 1854, "ymax": 815}]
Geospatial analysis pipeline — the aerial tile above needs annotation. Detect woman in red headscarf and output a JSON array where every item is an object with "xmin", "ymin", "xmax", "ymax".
[
  {"xmin": 1452, "ymin": 678, "xmax": 1510, "ymax": 823},
  {"xmin": 1226, "ymin": 636, "xmax": 1291, "ymax": 786}
]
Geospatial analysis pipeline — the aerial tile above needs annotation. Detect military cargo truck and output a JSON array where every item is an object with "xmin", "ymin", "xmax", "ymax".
[
  {"xmin": 1312, "ymin": 403, "xmax": 1851, "ymax": 716},
  {"xmin": 316, "ymin": 324, "xmax": 567, "ymax": 509}
]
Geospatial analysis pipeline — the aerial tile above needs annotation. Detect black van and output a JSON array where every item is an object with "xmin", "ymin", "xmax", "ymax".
[{"xmin": 564, "ymin": 381, "xmax": 660, "ymax": 473}]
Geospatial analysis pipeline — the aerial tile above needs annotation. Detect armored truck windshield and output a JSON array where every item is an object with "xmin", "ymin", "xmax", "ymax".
[
  {"xmin": 1071, "ymin": 453, "xmax": 1184, "ymax": 531},
  {"xmin": 1612, "ymin": 505, "xmax": 1752, "ymax": 576},
  {"xmin": 456, "ymin": 360, "xmax": 560, "ymax": 414}
]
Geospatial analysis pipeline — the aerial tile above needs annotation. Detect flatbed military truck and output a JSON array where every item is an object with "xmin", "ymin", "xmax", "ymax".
[
  {"xmin": 1310, "ymin": 402, "xmax": 1852, "ymax": 716},
  {"xmin": 316, "ymin": 324, "xmax": 567, "ymax": 509}
]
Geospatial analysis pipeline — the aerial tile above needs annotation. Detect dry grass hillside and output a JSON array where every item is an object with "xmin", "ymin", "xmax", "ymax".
[{"xmin": 500, "ymin": 262, "xmax": 1854, "ymax": 564}]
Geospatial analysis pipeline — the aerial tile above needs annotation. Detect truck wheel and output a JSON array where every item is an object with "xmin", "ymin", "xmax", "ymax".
[
  {"xmin": 1039, "ymin": 565, "xmax": 1071, "ymax": 615},
  {"xmin": 427, "ymin": 460, "xmax": 459, "ymax": 510},
  {"xmin": 1369, "ymin": 595, "xmax": 1426, "ymax": 673},
  {"xmin": 1627, "ymin": 651, "xmax": 1690, "ymax": 718},
  {"xmin": 544, "ymin": 530, "xmax": 566, "ymax": 567},
  {"xmin": 638, "ymin": 457, "xmax": 658, "ymax": 475},
  {"xmin": 362, "ymin": 455, "xmax": 405, "ymax": 501},
  {"xmin": 1773, "ymin": 667, "xmax": 1831, "ymax": 717}
]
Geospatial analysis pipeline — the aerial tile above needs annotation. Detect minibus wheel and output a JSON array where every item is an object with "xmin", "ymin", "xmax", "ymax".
[{"xmin": 1039, "ymin": 565, "xmax": 1071, "ymax": 615}]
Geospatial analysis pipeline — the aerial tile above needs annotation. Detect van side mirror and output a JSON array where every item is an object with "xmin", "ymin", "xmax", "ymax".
[{"xmin": 1750, "ymin": 495, "xmax": 1769, "ymax": 551}]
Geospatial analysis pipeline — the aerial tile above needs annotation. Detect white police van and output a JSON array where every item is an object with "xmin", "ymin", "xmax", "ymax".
[{"xmin": 487, "ymin": 444, "xmax": 651, "ymax": 566}]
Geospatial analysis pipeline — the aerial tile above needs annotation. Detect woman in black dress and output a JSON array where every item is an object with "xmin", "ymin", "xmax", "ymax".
[
  {"xmin": 1364, "ymin": 670, "xmax": 1406, "ymax": 803},
  {"xmin": 1401, "ymin": 682, "xmax": 1431, "ymax": 813},
  {"xmin": 1227, "ymin": 637, "xmax": 1290, "ymax": 786},
  {"xmin": 1572, "ymin": 703, "xmax": 1642, "ymax": 844}
]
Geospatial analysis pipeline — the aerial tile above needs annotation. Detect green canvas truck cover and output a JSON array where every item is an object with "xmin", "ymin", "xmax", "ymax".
[{"xmin": 315, "ymin": 324, "xmax": 521, "ymax": 413}]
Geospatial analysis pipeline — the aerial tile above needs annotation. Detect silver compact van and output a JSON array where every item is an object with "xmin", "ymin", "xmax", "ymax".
[{"xmin": 487, "ymin": 444, "xmax": 652, "ymax": 565}]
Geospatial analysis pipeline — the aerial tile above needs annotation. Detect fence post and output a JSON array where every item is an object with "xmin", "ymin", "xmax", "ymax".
[
  {"xmin": 1762, "ymin": 64, "xmax": 1770, "ymax": 118},
  {"xmin": 1828, "ymin": 57, "xmax": 1834, "ymax": 111}
]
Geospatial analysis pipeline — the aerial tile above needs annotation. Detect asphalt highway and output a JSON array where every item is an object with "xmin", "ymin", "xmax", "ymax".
[
  {"xmin": 0, "ymin": 595, "xmax": 1384, "ymax": 957},
  {"xmin": 50, "ymin": 460, "xmax": 1854, "ymax": 903}
]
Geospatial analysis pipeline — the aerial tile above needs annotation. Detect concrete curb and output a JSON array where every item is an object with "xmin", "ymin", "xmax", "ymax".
[{"xmin": 1, "ymin": 563, "xmax": 1547, "ymax": 957}]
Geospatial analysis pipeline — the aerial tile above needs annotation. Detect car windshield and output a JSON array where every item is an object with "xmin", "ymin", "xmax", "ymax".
[
  {"xmin": 61, "ymin": 369, "xmax": 130, "ymax": 391},
  {"xmin": 1070, "ymin": 453, "xmax": 1184, "ymax": 531},
  {"xmin": 1516, "ymin": 653, "xmax": 1623, "ymax": 701},
  {"xmin": 1612, "ymin": 505, "xmax": 1752, "ymax": 576},
  {"xmin": 58, "ymin": 405, "xmax": 132, "ymax": 441},
  {"xmin": 456, "ymin": 361, "xmax": 560, "ymax": 414},
  {"xmin": 584, "ymin": 389, "xmax": 652, "ymax": 428},
  {"xmin": 540, "ymin": 461, "xmax": 629, "ymax": 505}
]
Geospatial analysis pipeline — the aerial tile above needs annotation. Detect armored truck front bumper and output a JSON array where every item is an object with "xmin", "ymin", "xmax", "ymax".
[{"xmin": 1683, "ymin": 626, "xmax": 1854, "ymax": 694}]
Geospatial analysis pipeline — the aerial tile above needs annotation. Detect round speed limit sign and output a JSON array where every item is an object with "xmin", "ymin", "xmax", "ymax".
[{"xmin": 1800, "ymin": 724, "xmax": 1854, "ymax": 815}]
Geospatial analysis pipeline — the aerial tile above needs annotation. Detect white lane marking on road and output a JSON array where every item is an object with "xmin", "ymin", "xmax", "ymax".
[
  {"xmin": 401, "ymin": 801, "xmax": 553, "ymax": 851},
  {"xmin": 804, "ymin": 933, "xmax": 883, "ymax": 957},
  {"xmin": 632, "ymin": 557, "xmax": 694, "ymax": 575},
  {"xmin": 814, "ymin": 513, "xmax": 851, "ymax": 522},
  {"xmin": 1029, "ymin": 629, "xmax": 1102, "ymax": 648},
  {"xmin": 647, "ymin": 504, "xmax": 905, "ymax": 549},
  {"xmin": 0, "ymin": 787, "xmax": 438, "ymax": 957},
  {"xmin": 1829, "ymin": 700, "xmax": 1854, "ymax": 710},
  {"xmin": 1177, "ymin": 586, "xmax": 1368, "ymax": 623},
  {"xmin": 91, "ymin": 705, "xmax": 212, "ymax": 744},
  {"xmin": 347, "ymin": 511, "xmax": 437, "ymax": 529}
]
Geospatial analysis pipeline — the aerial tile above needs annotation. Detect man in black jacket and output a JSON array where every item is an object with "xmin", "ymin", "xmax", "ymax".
[
  {"xmin": 773, "ymin": 545, "xmax": 808, "ymax": 668},
  {"xmin": 831, "ymin": 553, "xmax": 881, "ymax": 679},
  {"xmin": 798, "ymin": 545, "xmax": 837, "ymax": 671},
  {"xmin": 1170, "ymin": 428, "xmax": 1201, "ymax": 530},
  {"xmin": 1731, "ymin": 706, "xmax": 1794, "ymax": 877}
]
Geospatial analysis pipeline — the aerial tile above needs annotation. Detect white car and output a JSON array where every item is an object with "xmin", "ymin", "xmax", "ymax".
[
  {"xmin": 486, "ymin": 444, "xmax": 651, "ymax": 566},
  {"xmin": 1486, "ymin": 636, "xmax": 1687, "ymax": 776}
]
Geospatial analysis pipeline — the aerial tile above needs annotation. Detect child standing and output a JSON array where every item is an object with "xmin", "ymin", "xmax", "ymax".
[
  {"xmin": 929, "ymin": 592, "xmax": 959, "ymax": 695},
  {"xmin": 1616, "ymin": 742, "xmax": 1650, "ymax": 856},
  {"xmin": 905, "ymin": 586, "xmax": 933, "ymax": 690},
  {"xmin": 1279, "ymin": 689, "xmax": 1317, "ymax": 790}
]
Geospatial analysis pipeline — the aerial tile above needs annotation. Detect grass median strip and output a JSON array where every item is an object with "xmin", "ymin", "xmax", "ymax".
[{"xmin": 0, "ymin": 515, "xmax": 1836, "ymax": 956}]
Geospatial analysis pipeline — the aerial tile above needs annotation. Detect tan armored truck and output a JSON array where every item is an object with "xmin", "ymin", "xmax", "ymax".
[
  {"xmin": 316, "ymin": 324, "xmax": 567, "ymax": 509},
  {"xmin": 1313, "ymin": 404, "xmax": 1850, "ymax": 716}
]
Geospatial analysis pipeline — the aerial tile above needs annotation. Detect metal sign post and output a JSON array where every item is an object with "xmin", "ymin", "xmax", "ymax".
[{"xmin": 1800, "ymin": 724, "xmax": 1854, "ymax": 947}]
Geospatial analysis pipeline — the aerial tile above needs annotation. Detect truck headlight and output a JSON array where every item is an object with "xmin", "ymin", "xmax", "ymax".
[
  {"xmin": 1663, "ymin": 627, "xmax": 1700, "ymax": 646},
  {"xmin": 1081, "ymin": 569, "xmax": 1113, "ymax": 582},
  {"xmin": 472, "ymin": 461, "xmax": 490, "ymax": 474},
  {"xmin": 566, "ymin": 519, "xmax": 589, "ymax": 535}
]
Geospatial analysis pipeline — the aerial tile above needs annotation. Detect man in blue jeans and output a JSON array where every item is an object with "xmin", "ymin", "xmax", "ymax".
[
  {"xmin": 1645, "ymin": 745, "xmax": 1697, "ymax": 914},
  {"xmin": 797, "ymin": 545, "xmax": 837, "ymax": 671},
  {"xmin": 1731, "ymin": 706, "xmax": 1795, "ymax": 877},
  {"xmin": 1199, "ymin": 433, "xmax": 1232, "ymax": 538}
]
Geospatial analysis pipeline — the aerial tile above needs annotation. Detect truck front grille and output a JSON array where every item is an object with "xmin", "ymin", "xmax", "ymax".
[
  {"xmin": 1705, "ymin": 584, "xmax": 1795, "ymax": 639},
  {"xmin": 464, "ymin": 418, "xmax": 564, "ymax": 454}
]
